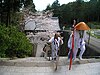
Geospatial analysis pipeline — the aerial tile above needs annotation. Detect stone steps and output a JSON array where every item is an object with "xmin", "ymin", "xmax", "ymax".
[{"xmin": 0, "ymin": 57, "xmax": 100, "ymax": 67}]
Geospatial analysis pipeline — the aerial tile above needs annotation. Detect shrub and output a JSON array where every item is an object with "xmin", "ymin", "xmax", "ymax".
[{"xmin": 0, "ymin": 25, "xmax": 32, "ymax": 58}]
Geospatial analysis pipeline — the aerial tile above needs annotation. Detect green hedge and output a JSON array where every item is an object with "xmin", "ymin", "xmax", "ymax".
[{"xmin": 0, "ymin": 25, "xmax": 32, "ymax": 58}]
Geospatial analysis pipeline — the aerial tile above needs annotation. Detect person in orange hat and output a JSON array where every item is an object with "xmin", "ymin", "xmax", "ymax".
[
  {"xmin": 78, "ymin": 30, "xmax": 86, "ymax": 60},
  {"xmin": 68, "ymin": 22, "xmax": 90, "ymax": 60},
  {"xmin": 68, "ymin": 28, "xmax": 81, "ymax": 60}
]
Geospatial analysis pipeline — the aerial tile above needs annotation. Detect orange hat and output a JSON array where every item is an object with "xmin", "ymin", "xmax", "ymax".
[{"xmin": 75, "ymin": 22, "xmax": 90, "ymax": 30}]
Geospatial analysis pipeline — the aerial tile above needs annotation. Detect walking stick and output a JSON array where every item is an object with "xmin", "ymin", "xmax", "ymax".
[
  {"xmin": 69, "ymin": 31, "xmax": 74, "ymax": 70},
  {"xmin": 69, "ymin": 20, "xmax": 76, "ymax": 70}
]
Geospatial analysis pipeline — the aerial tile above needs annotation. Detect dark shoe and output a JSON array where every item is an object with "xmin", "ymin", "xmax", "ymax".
[{"xmin": 52, "ymin": 57, "xmax": 56, "ymax": 61}]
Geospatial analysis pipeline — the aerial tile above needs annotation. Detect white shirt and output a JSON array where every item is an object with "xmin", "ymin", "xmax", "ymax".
[
  {"xmin": 49, "ymin": 37, "xmax": 63, "ymax": 50},
  {"xmin": 68, "ymin": 30, "xmax": 86, "ymax": 49}
]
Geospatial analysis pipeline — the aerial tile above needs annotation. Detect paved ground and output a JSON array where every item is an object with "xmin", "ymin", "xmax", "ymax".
[
  {"xmin": 86, "ymin": 35, "xmax": 100, "ymax": 53},
  {"xmin": 0, "ymin": 62, "xmax": 100, "ymax": 75},
  {"xmin": 0, "ymin": 57, "xmax": 100, "ymax": 75}
]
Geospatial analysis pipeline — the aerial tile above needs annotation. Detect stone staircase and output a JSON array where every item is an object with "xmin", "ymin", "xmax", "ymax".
[{"xmin": 0, "ymin": 57, "xmax": 100, "ymax": 67}]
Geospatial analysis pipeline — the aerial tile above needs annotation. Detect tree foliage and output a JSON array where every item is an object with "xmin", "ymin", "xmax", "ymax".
[
  {"xmin": 0, "ymin": 0, "xmax": 36, "ymax": 26},
  {"xmin": 45, "ymin": 4, "xmax": 52, "ymax": 10},
  {"xmin": 45, "ymin": 0, "xmax": 100, "ymax": 26},
  {"xmin": 0, "ymin": 25, "xmax": 32, "ymax": 58}
]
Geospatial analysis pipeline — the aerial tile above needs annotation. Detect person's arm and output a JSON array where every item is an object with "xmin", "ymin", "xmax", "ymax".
[
  {"xmin": 47, "ymin": 37, "xmax": 54, "ymax": 45},
  {"xmin": 60, "ymin": 38, "xmax": 63, "ymax": 45},
  {"xmin": 68, "ymin": 34, "xmax": 72, "ymax": 49}
]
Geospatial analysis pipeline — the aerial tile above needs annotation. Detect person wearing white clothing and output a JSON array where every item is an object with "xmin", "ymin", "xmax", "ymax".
[
  {"xmin": 48, "ymin": 33, "xmax": 63, "ymax": 60},
  {"xmin": 68, "ymin": 22, "xmax": 90, "ymax": 60},
  {"xmin": 79, "ymin": 38, "xmax": 86, "ymax": 60},
  {"xmin": 68, "ymin": 30, "xmax": 87, "ymax": 60}
]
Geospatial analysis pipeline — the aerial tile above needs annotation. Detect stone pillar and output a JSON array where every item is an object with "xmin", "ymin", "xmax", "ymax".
[{"xmin": 32, "ymin": 43, "xmax": 37, "ymax": 57}]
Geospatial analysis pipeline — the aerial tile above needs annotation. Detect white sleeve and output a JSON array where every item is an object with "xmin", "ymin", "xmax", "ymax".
[
  {"xmin": 68, "ymin": 35, "xmax": 72, "ymax": 49},
  {"xmin": 60, "ymin": 38, "xmax": 63, "ymax": 45},
  {"xmin": 48, "ymin": 37, "xmax": 54, "ymax": 43},
  {"xmin": 61, "ymin": 39, "xmax": 63, "ymax": 44},
  {"xmin": 58, "ymin": 37, "xmax": 63, "ymax": 45}
]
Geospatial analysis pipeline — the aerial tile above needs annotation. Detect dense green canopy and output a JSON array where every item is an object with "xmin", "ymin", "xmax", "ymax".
[
  {"xmin": 0, "ymin": 0, "xmax": 36, "ymax": 26},
  {"xmin": 45, "ymin": 0, "xmax": 100, "ymax": 27}
]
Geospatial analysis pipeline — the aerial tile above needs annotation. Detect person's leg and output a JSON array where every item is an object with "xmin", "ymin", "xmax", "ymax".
[
  {"xmin": 52, "ymin": 46, "xmax": 57, "ymax": 60},
  {"xmin": 68, "ymin": 49, "xmax": 71, "ymax": 59},
  {"xmin": 73, "ymin": 48, "xmax": 78, "ymax": 60},
  {"xmin": 55, "ymin": 47, "xmax": 59, "ymax": 57},
  {"xmin": 52, "ymin": 49, "xmax": 55, "ymax": 59},
  {"xmin": 79, "ymin": 46, "xmax": 85, "ymax": 60},
  {"xmin": 68, "ymin": 49, "xmax": 74, "ymax": 59}
]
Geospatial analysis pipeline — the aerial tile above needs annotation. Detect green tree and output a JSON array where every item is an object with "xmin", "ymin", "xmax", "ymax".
[
  {"xmin": 90, "ymin": 0, "xmax": 98, "ymax": 2},
  {"xmin": 0, "ymin": 0, "xmax": 36, "ymax": 26},
  {"xmin": 30, "ymin": 3, "xmax": 36, "ymax": 12},
  {"xmin": 45, "ymin": 0, "xmax": 100, "ymax": 25},
  {"xmin": 45, "ymin": 4, "xmax": 52, "ymax": 11},
  {"xmin": 96, "ymin": 0, "xmax": 100, "ymax": 21},
  {"xmin": 50, "ymin": 0, "xmax": 60, "ymax": 17},
  {"xmin": 22, "ymin": 0, "xmax": 36, "ymax": 12},
  {"xmin": 0, "ymin": 0, "xmax": 22, "ymax": 26},
  {"xmin": 0, "ymin": 25, "xmax": 32, "ymax": 58},
  {"xmin": 51, "ymin": 0, "xmax": 60, "ymax": 9},
  {"xmin": 23, "ymin": 0, "xmax": 33, "ymax": 7}
]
